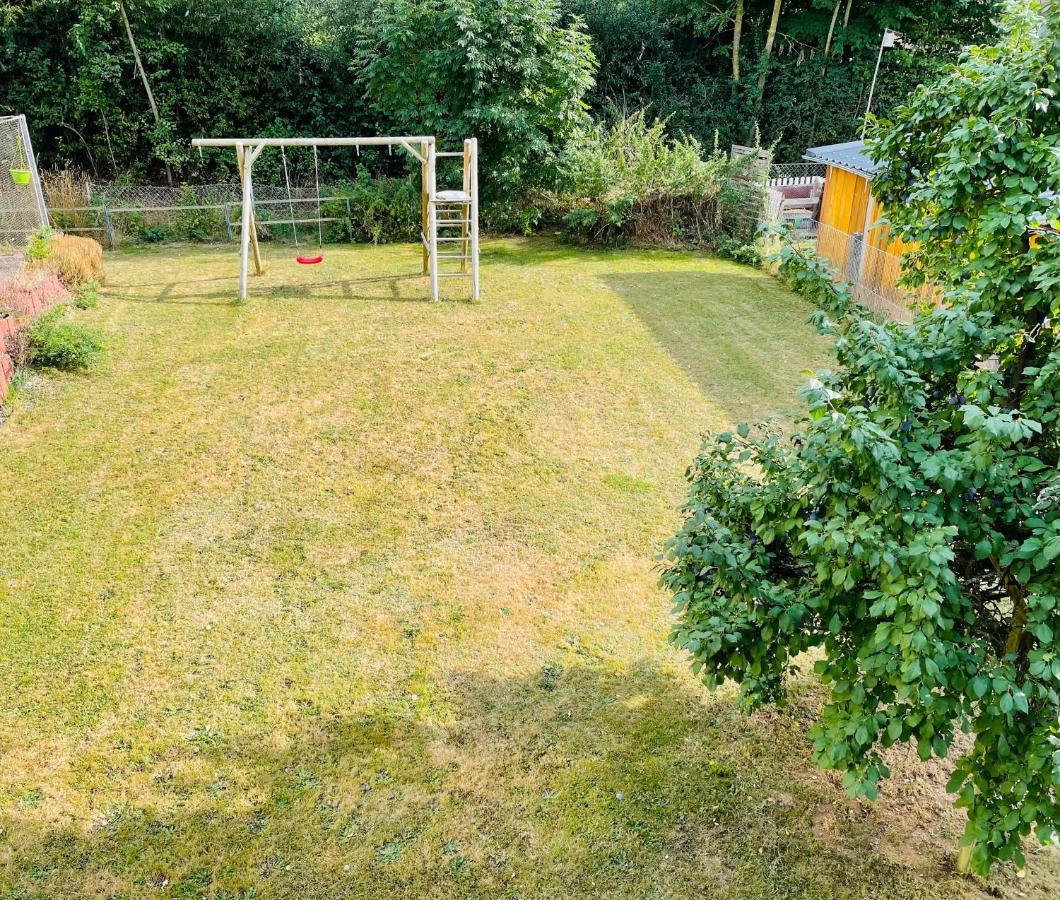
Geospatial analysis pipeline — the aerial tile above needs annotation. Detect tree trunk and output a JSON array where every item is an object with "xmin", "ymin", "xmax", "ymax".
[
  {"xmin": 750, "ymin": 0, "xmax": 784, "ymax": 137},
  {"xmin": 119, "ymin": 1, "xmax": 173, "ymax": 185},
  {"xmin": 823, "ymin": 0, "xmax": 842, "ymax": 63},
  {"xmin": 732, "ymin": 0, "xmax": 744, "ymax": 82},
  {"xmin": 756, "ymin": 0, "xmax": 783, "ymax": 95},
  {"xmin": 843, "ymin": 0, "xmax": 854, "ymax": 29}
]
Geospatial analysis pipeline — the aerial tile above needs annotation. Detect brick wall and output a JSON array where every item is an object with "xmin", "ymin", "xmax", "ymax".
[{"xmin": 0, "ymin": 261, "xmax": 71, "ymax": 399}]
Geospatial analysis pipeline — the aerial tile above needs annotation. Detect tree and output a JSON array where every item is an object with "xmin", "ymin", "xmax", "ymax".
[
  {"xmin": 350, "ymin": 0, "xmax": 596, "ymax": 199},
  {"xmin": 663, "ymin": 0, "xmax": 1059, "ymax": 876},
  {"xmin": 755, "ymin": 0, "xmax": 783, "ymax": 95},
  {"xmin": 733, "ymin": 0, "xmax": 745, "ymax": 82},
  {"xmin": 822, "ymin": 0, "xmax": 842, "ymax": 62},
  {"xmin": 117, "ymin": 1, "xmax": 173, "ymax": 184}
]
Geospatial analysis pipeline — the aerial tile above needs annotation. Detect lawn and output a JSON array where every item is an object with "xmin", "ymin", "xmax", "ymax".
[{"xmin": 0, "ymin": 239, "xmax": 1054, "ymax": 899}]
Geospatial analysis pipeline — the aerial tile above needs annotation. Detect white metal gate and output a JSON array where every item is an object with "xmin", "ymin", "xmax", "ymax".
[{"xmin": 0, "ymin": 115, "xmax": 48, "ymax": 251}]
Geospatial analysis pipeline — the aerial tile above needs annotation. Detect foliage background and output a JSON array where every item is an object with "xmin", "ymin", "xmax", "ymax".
[{"xmin": 0, "ymin": 0, "xmax": 999, "ymax": 192}]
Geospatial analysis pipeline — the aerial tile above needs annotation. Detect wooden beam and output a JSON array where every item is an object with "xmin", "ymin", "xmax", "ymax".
[
  {"xmin": 460, "ymin": 141, "xmax": 470, "ymax": 274},
  {"xmin": 236, "ymin": 144, "xmax": 263, "ymax": 278},
  {"xmin": 236, "ymin": 143, "xmax": 252, "ymax": 302},
  {"xmin": 421, "ymin": 142, "xmax": 430, "ymax": 276},
  {"xmin": 193, "ymin": 136, "xmax": 434, "ymax": 149},
  {"xmin": 469, "ymin": 138, "xmax": 480, "ymax": 302},
  {"xmin": 428, "ymin": 142, "xmax": 439, "ymax": 302}
]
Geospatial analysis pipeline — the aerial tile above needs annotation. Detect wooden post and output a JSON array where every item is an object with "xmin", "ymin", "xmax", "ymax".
[
  {"xmin": 236, "ymin": 144, "xmax": 264, "ymax": 277},
  {"xmin": 248, "ymin": 188, "xmax": 263, "ymax": 276},
  {"xmin": 469, "ymin": 138, "xmax": 479, "ymax": 301},
  {"xmin": 421, "ymin": 141, "xmax": 430, "ymax": 275},
  {"xmin": 428, "ymin": 141, "xmax": 439, "ymax": 302},
  {"xmin": 460, "ymin": 141, "xmax": 470, "ymax": 274},
  {"xmin": 237, "ymin": 143, "xmax": 252, "ymax": 302},
  {"xmin": 102, "ymin": 204, "xmax": 115, "ymax": 250}
]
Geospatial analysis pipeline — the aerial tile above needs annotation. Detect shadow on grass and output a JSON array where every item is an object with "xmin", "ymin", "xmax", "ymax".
[
  {"xmin": 105, "ymin": 272, "xmax": 466, "ymax": 306},
  {"xmin": 2, "ymin": 659, "xmax": 981, "ymax": 900},
  {"xmin": 480, "ymin": 237, "xmax": 617, "ymax": 268},
  {"xmin": 600, "ymin": 270, "xmax": 829, "ymax": 424}
]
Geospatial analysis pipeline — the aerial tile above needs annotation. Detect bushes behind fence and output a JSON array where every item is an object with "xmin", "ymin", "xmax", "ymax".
[
  {"xmin": 545, "ymin": 112, "xmax": 766, "ymax": 254},
  {"xmin": 44, "ymin": 117, "xmax": 769, "ymax": 255}
]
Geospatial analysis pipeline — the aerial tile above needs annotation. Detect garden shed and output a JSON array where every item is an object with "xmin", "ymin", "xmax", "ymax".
[{"xmin": 803, "ymin": 140, "xmax": 910, "ymax": 309}]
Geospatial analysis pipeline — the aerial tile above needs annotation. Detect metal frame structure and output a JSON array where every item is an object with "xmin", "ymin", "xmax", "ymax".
[
  {"xmin": 190, "ymin": 135, "xmax": 480, "ymax": 303},
  {"xmin": 0, "ymin": 114, "xmax": 48, "ymax": 250}
]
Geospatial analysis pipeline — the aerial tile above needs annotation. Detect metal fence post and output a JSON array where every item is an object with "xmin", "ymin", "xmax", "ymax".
[
  {"xmin": 222, "ymin": 203, "xmax": 233, "ymax": 242},
  {"xmin": 102, "ymin": 204, "xmax": 115, "ymax": 249}
]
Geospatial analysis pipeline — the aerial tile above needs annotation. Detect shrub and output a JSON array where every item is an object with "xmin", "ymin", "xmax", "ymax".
[
  {"xmin": 172, "ymin": 185, "xmax": 226, "ymax": 242},
  {"xmin": 26, "ymin": 308, "xmax": 104, "ymax": 371},
  {"xmin": 331, "ymin": 170, "xmax": 421, "ymax": 244},
  {"xmin": 717, "ymin": 239, "xmax": 762, "ymax": 267},
  {"xmin": 550, "ymin": 111, "xmax": 765, "ymax": 249},
  {"xmin": 73, "ymin": 280, "xmax": 102, "ymax": 310},
  {"xmin": 663, "ymin": 3, "xmax": 1059, "ymax": 876},
  {"xmin": 26, "ymin": 227, "xmax": 52, "ymax": 264},
  {"xmin": 483, "ymin": 200, "xmax": 542, "ymax": 235},
  {"xmin": 5, "ymin": 326, "xmax": 32, "ymax": 370},
  {"xmin": 44, "ymin": 234, "xmax": 106, "ymax": 288}
]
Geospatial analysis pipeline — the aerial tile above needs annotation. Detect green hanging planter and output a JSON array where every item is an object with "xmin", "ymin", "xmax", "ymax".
[{"xmin": 9, "ymin": 169, "xmax": 31, "ymax": 186}]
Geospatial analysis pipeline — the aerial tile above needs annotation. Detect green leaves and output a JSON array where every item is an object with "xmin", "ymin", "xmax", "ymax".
[
  {"xmin": 666, "ymin": 1, "xmax": 1060, "ymax": 876},
  {"xmin": 355, "ymin": 0, "xmax": 595, "ymax": 200}
]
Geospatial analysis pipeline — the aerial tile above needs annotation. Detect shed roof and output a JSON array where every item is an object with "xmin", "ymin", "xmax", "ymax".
[{"xmin": 803, "ymin": 141, "xmax": 880, "ymax": 179}]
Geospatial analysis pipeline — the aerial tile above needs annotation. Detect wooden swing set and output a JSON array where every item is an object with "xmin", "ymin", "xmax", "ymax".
[{"xmin": 190, "ymin": 135, "xmax": 480, "ymax": 303}]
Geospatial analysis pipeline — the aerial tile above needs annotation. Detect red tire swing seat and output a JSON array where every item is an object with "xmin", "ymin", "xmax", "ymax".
[{"xmin": 282, "ymin": 144, "xmax": 325, "ymax": 266}]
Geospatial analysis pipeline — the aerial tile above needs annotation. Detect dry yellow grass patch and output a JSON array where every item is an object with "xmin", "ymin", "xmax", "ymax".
[{"xmin": 45, "ymin": 232, "xmax": 106, "ymax": 286}]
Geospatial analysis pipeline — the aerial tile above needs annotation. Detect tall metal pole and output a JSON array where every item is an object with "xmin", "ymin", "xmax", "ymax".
[{"xmin": 861, "ymin": 35, "xmax": 888, "ymax": 139}]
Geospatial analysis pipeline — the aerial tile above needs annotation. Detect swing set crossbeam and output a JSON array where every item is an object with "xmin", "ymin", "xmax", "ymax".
[
  {"xmin": 192, "ymin": 136, "xmax": 434, "ymax": 164},
  {"xmin": 192, "ymin": 136, "xmax": 433, "ymax": 147}
]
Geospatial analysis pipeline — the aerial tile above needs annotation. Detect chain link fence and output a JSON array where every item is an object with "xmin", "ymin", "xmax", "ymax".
[
  {"xmin": 45, "ymin": 179, "xmax": 418, "ymax": 248},
  {"xmin": 0, "ymin": 115, "xmax": 48, "ymax": 252},
  {"xmin": 792, "ymin": 219, "xmax": 935, "ymax": 322},
  {"xmin": 768, "ymin": 161, "xmax": 827, "ymax": 186}
]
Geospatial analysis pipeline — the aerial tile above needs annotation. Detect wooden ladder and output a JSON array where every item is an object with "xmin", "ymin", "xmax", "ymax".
[{"xmin": 425, "ymin": 138, "xmax": 480, "ymax": 302}]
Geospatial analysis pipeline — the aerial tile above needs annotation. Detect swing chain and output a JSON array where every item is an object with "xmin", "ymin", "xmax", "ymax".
[
  {"xmin": 313, "ymin": 144, "xmax": 323, "ymax": 249},
  {"xmin": 280, "ymin": 145, "xmax": 300, "ymax": 248}
]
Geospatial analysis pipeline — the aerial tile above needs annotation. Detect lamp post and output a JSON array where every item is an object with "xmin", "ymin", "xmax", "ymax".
[{"xmin": 861, "ymin": 28, "xmax": 904, "ymax": 139}]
